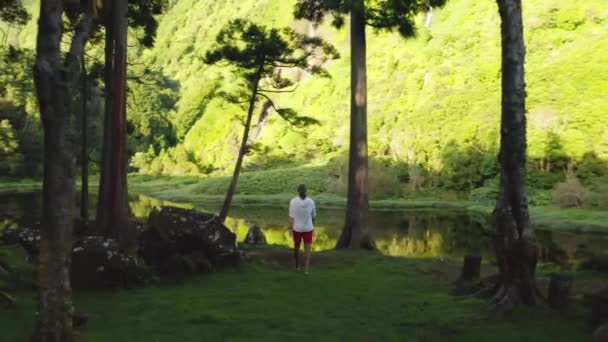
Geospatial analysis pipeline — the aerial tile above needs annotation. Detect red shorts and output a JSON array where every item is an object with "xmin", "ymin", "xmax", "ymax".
[{"xmin": 292, "ymin": 230, "xmax": 313, "ymax": 247}]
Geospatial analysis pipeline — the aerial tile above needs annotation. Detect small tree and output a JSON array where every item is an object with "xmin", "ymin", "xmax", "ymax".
[
  {"xmin": 295, "ymin": 0, "xmax": 447, "ymax": 249},
  {"xmin": 204, "ymin": 19, "xmax": 338, "ymax": 221}
]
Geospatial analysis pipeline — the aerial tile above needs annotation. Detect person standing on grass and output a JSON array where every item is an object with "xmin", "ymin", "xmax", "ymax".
[{"xmin": 289, "ymin": 184, "xmax": 316, "ymax": 274}]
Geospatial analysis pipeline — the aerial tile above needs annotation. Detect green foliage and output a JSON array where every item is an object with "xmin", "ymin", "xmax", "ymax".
[
  {"xmin": 294, "ymin": 0, "xmax": 447, "ymax": 36},
  {"xmin": 0, "ymin": 0, "xmax": 30, "ymax": 26},
  {"xmin": 203, "ymin": 18, "xmax": 337, "ymax": 128},
  {"xmin": 127, "ymin": 66, "xmax": 179, "ymax": 154},
  {"xmin": 128, "ymin": 0, "xmax": 170, "ymax": 47},
  {"xmin": 0, "ymin": 46, "xmax": 41, "ymax": 176},
  {"xmin": 0, "ymin": 119, "xmax": 22, "ymax": 175}
]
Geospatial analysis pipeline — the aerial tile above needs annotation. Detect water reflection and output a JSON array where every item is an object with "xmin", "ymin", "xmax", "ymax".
[{"xmin": 1, "ymin": 192, "xmax": 607, "ymax": 266}]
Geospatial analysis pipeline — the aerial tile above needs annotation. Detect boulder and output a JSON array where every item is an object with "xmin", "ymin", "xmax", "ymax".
[
  {"xmin": 139, "ymin": 206, "xmax": 239, "ymax": 276},
  {"xmin": 71, "ymin": 236, "xmax": 155, "ymax": 289},
  {"xmin": 0, "ymin": 226, "xmax": 40, "ymax": 260},
  {"xmin": 244, "ymin": 225, "xmax": 267, "ymax": 245}
]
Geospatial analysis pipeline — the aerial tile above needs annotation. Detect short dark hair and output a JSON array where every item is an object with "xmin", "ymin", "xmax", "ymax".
[{"xmin": 297, "ymin": 184, "xmax": 306, "ymax": 193}]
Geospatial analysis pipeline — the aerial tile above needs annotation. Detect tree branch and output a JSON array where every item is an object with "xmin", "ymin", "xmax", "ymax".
[
  {"xmin": 258, "ymin": 84, "xmax": 299, "ymax": 93},
  {"xmin": 256, "ymin": 92, "xmax": 279, "ymax": 111},
  {"xmin": 68, "ymin": 0, "xmax": 97, "ymax": 64}
]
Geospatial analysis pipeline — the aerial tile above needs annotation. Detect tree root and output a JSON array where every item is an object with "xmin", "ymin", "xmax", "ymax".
[
  {"xmin": 484, "ymin": 286, "xmax": 520, "ymax": 318},
  {"xmin": 451, "ymin": 274, "xmax": 500, "ymax": 297}
]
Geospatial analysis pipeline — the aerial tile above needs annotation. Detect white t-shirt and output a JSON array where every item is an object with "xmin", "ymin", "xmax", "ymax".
[{"xmin": 289, "ymin": 196, "xmax": 316, "ymax": 232}]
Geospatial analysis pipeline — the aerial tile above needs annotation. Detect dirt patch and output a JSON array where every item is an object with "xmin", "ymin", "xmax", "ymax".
[{"xmin": 243, "ymin": 245, "xmax": 365, "ymax": 269}]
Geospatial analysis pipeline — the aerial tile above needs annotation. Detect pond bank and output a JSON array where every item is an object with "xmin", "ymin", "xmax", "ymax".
[{"xmin": 1, "ymin": 176, "xmax": 608, "ymax": 233}]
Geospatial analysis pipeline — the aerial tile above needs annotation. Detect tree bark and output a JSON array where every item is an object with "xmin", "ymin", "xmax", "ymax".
[
  {"xmin": 490, "ymin": 0, "xmax": 537, "ymax": 311},
  {"xmin": 96, "ymin": 1, "xmax": 114, "ymax": 235},
  {"xmin": 96, "ymin": 0, "xmax": 133, "ymax": 250},
  {"xmin": 218, "ymin": 64, "xmax": 263, "ymax": 222},
  {"xmin": 336, "ymin": 3, "xmax": 374, "ymax": 249},
  {"xmin": 33, "ymin": 0, "xmax": 96, "ymax": 340},
  {"xmin": 80, "ymin": 55, "xmax": 89, "ymax": 221}
]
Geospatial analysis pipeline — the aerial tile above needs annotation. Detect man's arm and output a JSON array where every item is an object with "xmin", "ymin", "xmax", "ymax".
[{"xmin": 288, "ymin": 199, "xmax": 294, "ymax": 231}]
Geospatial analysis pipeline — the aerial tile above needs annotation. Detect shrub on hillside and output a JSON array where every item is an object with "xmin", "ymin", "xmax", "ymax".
[
  {"xmin": 468, "ymin": 177, "xmax": 499, "ymax": 204},
  {"xmin": 588, "ymin": 183, "xmax": 608, "ymax": 209},
  {"xmin": 551, "ymin": 177, "xmax": 591, "ymax": 208},
  {"xmin": 325, "ymin": 156, "xmax": 403, "ymax": 199}
]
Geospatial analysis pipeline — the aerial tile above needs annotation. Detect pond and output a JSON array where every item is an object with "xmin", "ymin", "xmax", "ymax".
[{"xmin": 1, "ymin": 191, "xmax": 607, "ymax": 268}]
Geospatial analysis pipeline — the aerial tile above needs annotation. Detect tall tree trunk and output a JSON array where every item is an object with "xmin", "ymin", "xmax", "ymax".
[
  {"xmin": 491, "ymin": 0, "xmax": 537, "ymax": 312},
  {"xmin": 336, "ymin": 3, "xmax": 373, "ymax": 249},
  {"xmin": 80, "ymin": 55, "xmax": 89, "ymax": 221},
  {"xmin": 218, "ymin": 65, "xmax": 263, "ymax": 222},
  {"xmin": 96, "ymin": 3, "xmax": 114, "ymax": 235},
  {"xmin": 96, "ymin": 0, "xmax": 133, "ymax": 250},
  {"xmin": 33, "ymin": 1, "xmax": 96, "ymax": 340}
]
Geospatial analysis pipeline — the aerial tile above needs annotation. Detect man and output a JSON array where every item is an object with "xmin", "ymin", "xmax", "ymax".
[{"xmin": 289, "ymin": 184, "xmax": 316, "ymax": 274}]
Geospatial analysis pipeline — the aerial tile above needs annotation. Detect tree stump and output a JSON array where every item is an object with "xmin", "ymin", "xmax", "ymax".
[
  {"xmin": 548, "ymin": 273, "xmax": 573, "ymax": 309},
  {"xmin": 244, "ymin": 225, "xmax": 267, "ymax": 245},
  {"xmin": 584, "ymin": 287, "xmax": 608, "ymax": 326},
  {"xmin": 72, "ymin": 312, "xmax": 89, "ymax": 328},
  {"xmin": 460, "ymin": 255, "xmax": 482, "ymax": 281}
]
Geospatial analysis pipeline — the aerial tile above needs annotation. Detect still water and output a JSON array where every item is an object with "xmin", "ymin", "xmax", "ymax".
[{"xmin": 1, "ymin": 192, "xmax": 607, "ymax": 267}]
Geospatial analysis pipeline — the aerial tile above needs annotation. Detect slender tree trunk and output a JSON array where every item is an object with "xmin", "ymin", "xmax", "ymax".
[
  {"xmin": 96, "ymin": 4, "xmax": 114, "ymax": 234},
  {"xmin": 491, "ymin": 0, "xmax": 537, "ymax": 311},
  {"xmin": 336, "ymin": 3, "xmax": 373, "ymax": 249},
  {"xmin": 218, "ymin": 64, "xmax": 263, "ymax": 222},
  {"xmin": 80, "ymin": 55, "xmax": 89, "ymax": 221},
  {"xmin": 33, "ymin": 1, "xmax": 96, "ymax": 340},
  {"xmin": 96, "ymin": 0, "xmax": 133, "ymax": 249}
]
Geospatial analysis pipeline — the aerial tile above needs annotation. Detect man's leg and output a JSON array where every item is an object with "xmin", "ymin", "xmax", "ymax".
[
  {"xmin": 293, "ymin": 231, "xmax": 301, "ymax": 269},
  {"xmin": 303, "ymin": 231, "xmax": 313, "ymax": 274},
  {"xmin": 304, "ymin": 243, "xmax": 311, "ymax": 274}
]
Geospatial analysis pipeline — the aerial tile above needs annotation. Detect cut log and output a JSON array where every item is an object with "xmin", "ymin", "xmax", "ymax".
[
  {"xmin": 460, "ymin": 255, "xmax": 482, "ymax": 281},
  {"xmin": 548, "ymin": 273, "xmax": 573, "ymax": 309},
  {"xmin": 72, "ymin": 312, "xmax": 89, "ymax": 328}
]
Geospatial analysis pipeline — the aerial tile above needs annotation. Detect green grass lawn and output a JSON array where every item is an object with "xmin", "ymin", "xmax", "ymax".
[{"xmin": 0, "ymin": 246, "xmax": 601, "ymax": 342}]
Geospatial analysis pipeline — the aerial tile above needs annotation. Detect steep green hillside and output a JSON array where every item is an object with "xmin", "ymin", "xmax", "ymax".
[
  {"xmin": 134, "ymin": 0, "xmax": 607, "ymax": 182},
  {"xmin": 1, "ymin": 0, "xmax": 607, "ymax": 201}
]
